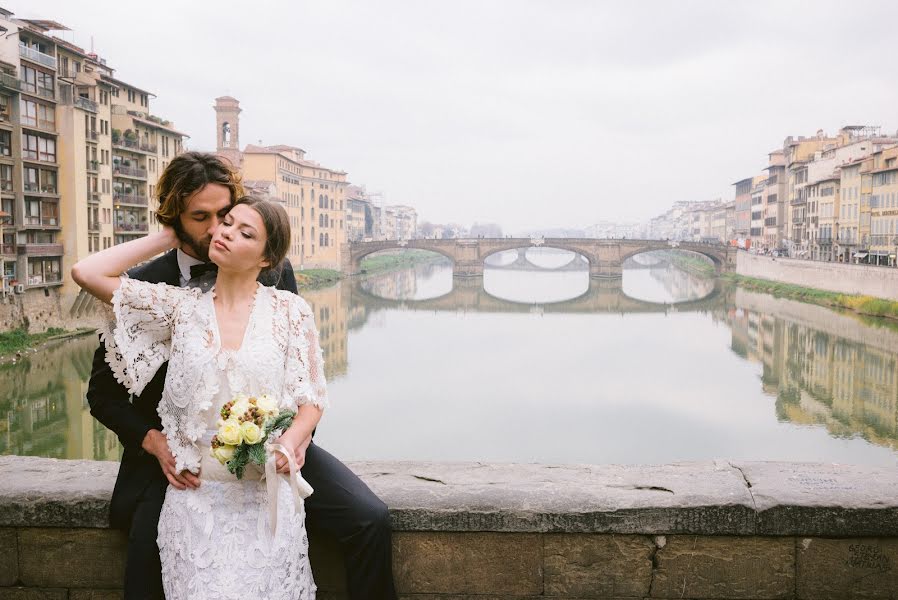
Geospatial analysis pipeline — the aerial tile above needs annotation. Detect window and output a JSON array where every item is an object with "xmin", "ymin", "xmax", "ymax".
[
  {"xmin": 38, "ymin": 136, "xmax": 56, "ymax": 162},
  {"xmin": 0, "ymin": 130, "xmax": 9, "ymax": 156},
  {"xmin": 0, "ymin": 164, "xmax": 12, "ymax": 192}
]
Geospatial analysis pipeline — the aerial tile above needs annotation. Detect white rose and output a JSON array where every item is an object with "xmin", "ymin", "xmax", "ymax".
[
  {"xmin": 218, "ymin": 418, "xmax": 244, "ymax": 446},
  {"xmin": 241, "ymin": 421, "xmax": 263, "ymax": 445},
  {"xmin": 232, "ymin": 398, "xmax": 251, "ymax": 419},
  {"xmin": 211, "ymin": 444, "xmax": 236, "ymax": 464},
  {"xmin": 256, "ymin": 394, "xmax": 279, "ymax": 416}
]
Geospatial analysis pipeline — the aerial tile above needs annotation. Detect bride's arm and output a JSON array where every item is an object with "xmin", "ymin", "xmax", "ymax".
[{"xmin": 71, "ymin": 228, "xmax": 179, "ymax": 303}]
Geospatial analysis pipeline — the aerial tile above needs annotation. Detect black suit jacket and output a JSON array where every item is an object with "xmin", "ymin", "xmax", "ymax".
[{"xmin": 86, "ymin": 250, "xmax": 298, "ymax": 529}]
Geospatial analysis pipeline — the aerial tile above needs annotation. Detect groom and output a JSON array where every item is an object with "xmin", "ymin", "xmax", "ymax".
[{"xmin": 87, "ymin": 151, "xmax": 397, "ymax": 599}]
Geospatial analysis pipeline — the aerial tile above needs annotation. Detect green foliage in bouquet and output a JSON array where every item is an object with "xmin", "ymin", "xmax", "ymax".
[{"xmin": 215, "ymin": 409, "xmax": 296, "ymax": 480}]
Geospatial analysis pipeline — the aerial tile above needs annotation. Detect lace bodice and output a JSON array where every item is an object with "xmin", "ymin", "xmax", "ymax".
[{"xmin": 102, "ymin": 277, "xmax": 329, "ymax": 473}]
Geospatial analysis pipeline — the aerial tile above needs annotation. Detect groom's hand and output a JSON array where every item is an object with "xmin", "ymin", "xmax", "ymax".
[{"xmin": 142, "ymin": 429, "xmax": 201, "ymax": 490}]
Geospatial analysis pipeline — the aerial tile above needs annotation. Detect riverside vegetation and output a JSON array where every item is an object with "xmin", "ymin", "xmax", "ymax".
[{"xmin": 295, "ymin": 250, "xmax": 448, "ymax": 289}]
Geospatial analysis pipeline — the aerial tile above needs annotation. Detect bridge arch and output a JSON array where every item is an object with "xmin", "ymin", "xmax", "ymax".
[{"xmin": 619, "ymin": 245, "xmax": 725, "ymax": 272}]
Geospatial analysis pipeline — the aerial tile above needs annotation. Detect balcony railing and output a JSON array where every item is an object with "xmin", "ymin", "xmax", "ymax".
[
  {"xmin": 88, "ymin": 220, "xmax": 101, "ymax": 232},
  {"xmin": 23, "ymin": 216, "xmax": 60, "ymax": 228},
  {"xmin": 1, "ymin": 180, "xmax": 12, "ymax": 193},
  {"xmin": 19, "ymin": 45, "xmax": 58, "ymax": 69},
  {"xmin": 87, "ymin": 190, "xmax": 100, "ymax": 203},
  {"xmin": 23, "ymin": 184, "xmax": 59, "ymax": 195},
  {"xmin": 113, "ymin": 192, "xmax": 148, "ymax": 206},
  {"xmin": 113, "ymin": 138, "xmax": 158, "ymax": 153},
  {"xmin": 72, "ymin": 96, "xmax": 98, "ymax": 113},
  {"xmin": 114, "ymin": 223, "xmax": 149, "ymax": 233},
  {"xmin": 113, "ymin": 165, "xmax": 147, "ymax": 179},
  {"xmin": 26, "ymin": 271, "xmax": 63, "ymax": 286},
  {"xmin": 18, "ymin": 243, "xmax": 64, "ymax": 256},
  {"xmin": 0, "ymin": 72, "xmax": 22, "ymax": 91},
  {"xmin": 1, "ymin": 244, "xmax": 14, "ymax": 255},
  {"xmin": 86, "ymin": 159, "xmax": 99, "ymax": 172},
  {"xmin": 87, "ymin": 130, "xmax": 99, "ymax": 141},
  {"xmin": 32, "ymin": 86, "xmax": 55, "ymax": 101}
]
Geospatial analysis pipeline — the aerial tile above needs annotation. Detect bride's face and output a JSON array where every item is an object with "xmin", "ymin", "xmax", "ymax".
[{"xmin": 209, "ymin": 204, "xmax": 270, "ymax": 274}]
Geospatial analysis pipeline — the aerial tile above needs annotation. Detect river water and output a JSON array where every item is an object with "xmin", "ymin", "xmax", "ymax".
[{"xmin": 2, "ymin": 249, "xmax": 897, "ymax": 466}]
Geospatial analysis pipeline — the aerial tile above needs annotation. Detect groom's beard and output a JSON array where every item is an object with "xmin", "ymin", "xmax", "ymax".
[{"xmin": 178, "ymin": 229, "xmax": 213, "ymax": 262}]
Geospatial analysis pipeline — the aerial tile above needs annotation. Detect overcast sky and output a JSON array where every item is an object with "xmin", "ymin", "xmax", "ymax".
[{"xmin": 13, "ymin": 1, "xmax": 898, "ymax": 233}]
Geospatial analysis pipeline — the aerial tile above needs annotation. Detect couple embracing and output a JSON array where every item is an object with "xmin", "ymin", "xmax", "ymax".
[{"xmin": 75, "ymin": 152, "xmax": 397, "ymax": 599}]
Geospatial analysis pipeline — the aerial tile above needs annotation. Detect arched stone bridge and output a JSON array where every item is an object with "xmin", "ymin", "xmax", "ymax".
[
  {"xmin": 342, "ymin": 238, "xmax": 736, "ymax": 278},
  {"xmin": 349, "ymin": 276, "xmax": 728, "ymax": 317}
]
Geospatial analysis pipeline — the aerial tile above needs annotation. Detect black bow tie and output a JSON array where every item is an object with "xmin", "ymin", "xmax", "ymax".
[{"xmin": 189, "ymin": 262, "xmax": 218, "ymax": 280}]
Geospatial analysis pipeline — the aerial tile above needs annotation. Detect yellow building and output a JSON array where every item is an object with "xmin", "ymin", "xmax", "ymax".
[
  {"xmin": 869, "ymin": 146, "xmax": 898, "ymax": 266},
  {"xmin": 837, "ymin": 158, "xmax": 864, "ymax": 262},
  {"xmin": 213, "ymin": 97, "xmax": 348, "ymax": 271},
  {"xmin": 0, "ymin": 11, "xmax": 187, "ymax": 326},
  {"xmin": 809, "ymin": 173, "xmax": 839, "ymax": 261}
]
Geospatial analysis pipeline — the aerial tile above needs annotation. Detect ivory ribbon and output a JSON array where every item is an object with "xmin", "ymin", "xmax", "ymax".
[{"xmin": 265, "ymin": 443, "xmax": 314, "ymax": 538}]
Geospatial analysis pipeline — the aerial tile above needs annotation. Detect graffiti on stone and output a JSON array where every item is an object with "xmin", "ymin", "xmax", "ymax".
[{"xmin": 846, "ymin": 544, "xmax": 892, "ymax": 572}]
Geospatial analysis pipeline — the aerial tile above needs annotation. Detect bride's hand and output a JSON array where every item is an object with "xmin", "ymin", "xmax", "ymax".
[
  {"xmin": 274, "ymin": 431, "xmax": 311, "ymax": 474},
  {"xmin": 160, "ymin": 225, "xmax": 180, "ymax": 250}
]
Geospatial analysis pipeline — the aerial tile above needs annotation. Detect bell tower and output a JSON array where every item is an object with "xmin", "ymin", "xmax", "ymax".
[{"xmin": 214, "ymin": 96, "xmax": 242, "ymax": 168}]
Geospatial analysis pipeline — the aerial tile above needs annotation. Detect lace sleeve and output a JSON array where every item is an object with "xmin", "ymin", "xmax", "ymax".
[
  {"xmin": 283, "ymin": 295, "xmax": 330, "ymax": 410},
  {"xmin": 100, "ymin": 277, "xmax": 196, "ymax": 396}
]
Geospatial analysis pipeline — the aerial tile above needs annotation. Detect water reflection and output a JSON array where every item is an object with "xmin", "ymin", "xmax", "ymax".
[
  {"xmin": 2, "ymin": 260, "xmax": 897, "ymax": 466},
  {"xmin": 0, "ymin": 334, "xmax": 122, "ymax": 461}
]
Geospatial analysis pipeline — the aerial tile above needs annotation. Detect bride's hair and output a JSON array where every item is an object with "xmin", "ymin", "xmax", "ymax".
[{"xmin": 233, "ymin": 196, "xmax": 290, "ymax": 276}]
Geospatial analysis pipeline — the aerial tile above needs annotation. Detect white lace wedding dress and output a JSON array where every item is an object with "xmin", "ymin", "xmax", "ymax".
[{"xmin": 102, "ymin": 277, "xmax": 329, "ymax": 600}]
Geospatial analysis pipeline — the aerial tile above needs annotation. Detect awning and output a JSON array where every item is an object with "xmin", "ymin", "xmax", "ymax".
[
  {"xmin": 891, "ymin": 254, "xmax": 897, "ymax": 259},
  {"xmin": 853, "ymin": 252, "xmax": 869, "ymax": 258}
]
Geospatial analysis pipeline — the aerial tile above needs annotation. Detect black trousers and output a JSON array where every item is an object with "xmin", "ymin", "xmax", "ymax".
[{"xmin": 122, "ymin": 441, "xmax": 397, "ymax": 600}]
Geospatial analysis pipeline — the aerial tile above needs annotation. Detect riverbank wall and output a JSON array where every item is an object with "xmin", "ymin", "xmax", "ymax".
[
  {"xmin": 736, "ymin": 253, "xmax": 898, "ymax": 302},
  {"xmin": 2, "ymin": 455, "xmax": 897, "ymax": 599}
]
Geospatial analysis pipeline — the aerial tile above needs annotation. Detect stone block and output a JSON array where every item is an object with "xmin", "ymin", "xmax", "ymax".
[
  {"xmin": 733, "ymin": 462, "xmax": 898, "ymax": 536},
  {"xmin": 0, "ymin": 589, "xmax": 67, "ymax": 600},
  {"xmin": 797, "ymin": 538, "xmax": 898, "ymax": 599},
  {"xmin": 308, "ymin": 531, "xmax": 346, "ymax": 592},
  {"xmin": 18, "ymin": 528, "xmax": 127, "ymax": 588},
  {"xmin": 650, "ymin": 536, "xmax": 794, "ymax": 599},
  {"xmin": 69, "ymin": 591, "xmax": 124, "ymax": 600},
  {"xmin": 0, "ymin": 528, "xmax": 17, "ymax": 586},
  {"xmin": 393, "ymin": 531, "xmax": 542, "ymax": 595},
  {"xmin": 543, "ymin": 533, "xmax": 655, "ymax": 597}
]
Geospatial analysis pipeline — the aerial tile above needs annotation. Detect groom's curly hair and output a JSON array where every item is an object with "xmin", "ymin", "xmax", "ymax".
[{"xmin": 155, "ymin": 152, "xmax": 244, "ymax": 227}]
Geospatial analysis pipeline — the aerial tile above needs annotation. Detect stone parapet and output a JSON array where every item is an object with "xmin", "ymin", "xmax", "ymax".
[
  {"xmin": 1, "ymin": 456, "xmax": 897, "ymax": 598},
  {"xmin": 736, "ymin": 252, "xmax": 898, "ymax": 301}
]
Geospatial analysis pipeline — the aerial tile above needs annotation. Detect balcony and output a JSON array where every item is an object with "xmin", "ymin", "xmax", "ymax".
[
  {"xmin": 1, "ymin": 243, "xmax": 14, "ymax": 255},
  {"xmin": 18, "ymin": 243, "xmax": 63, "ymax": 256},
  {"xmin": 71, "ymin": 96, "xmax": 98, "ymax": 113},
  {"xmin": 20, "ymin": 115, "xmax": 57, "ymax": 133},
  {"xmin": 19, "ymin": 45, "xmax": 57, "ymax": 69},
  {"xmin": 23, "ymin": 183, "xmax": 59, "ymax": 196},
  {"xmin": 86, "ymin": 159, "xmax": 99, "ymax": 173},
  {"xmin": 0, "ymin": 72, "xmax": 22, "ymax": 92},
  {"xmin": 1, "ymin": 180, "xmax": 12, "ymax": 194},
  {"xmin": 87, "ymin": 190, "xmax": 100, "ymax": 203},
  {"xmin": 26, "ymin": 271, "xmax": 62, "ymax": 287},
  {"xmin": 114, "ymin": 223, "xmax": 148, "ymax": 234},
  {"xmin": 24, "ymin": 85, "xmax": 56, "ymax": 101},
  {"xmin": 88, "ymin": 220, "xmax": 101, "ymax": 233},
  {"xmin": 23, "ymin": 216, "xmax": 60, "ymax": 229},
  {"xmin": 113, "ymin": 164, "xmax": 147, "ymax": 179},
  {"xmin": 112, "ymin": 138, "xmax": 157, "ymax": 154},
  {"xmin": 87, "ymin": 130, "xmax": 99, "ymax": 142},
  {"xmin": 113, "ymin": 191, "xmax": 148, "ymax": 206}
]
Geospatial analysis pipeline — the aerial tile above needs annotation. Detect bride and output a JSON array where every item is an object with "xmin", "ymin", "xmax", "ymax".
[{"xmin": 72, "ymin": 196, "xmax": 326, "ymax": 599}]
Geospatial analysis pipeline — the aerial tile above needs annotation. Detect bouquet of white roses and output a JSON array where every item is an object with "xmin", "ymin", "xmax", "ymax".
[{"xmin": 210, "ymin": 393, "xmax": 295, "ymax": 479}]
